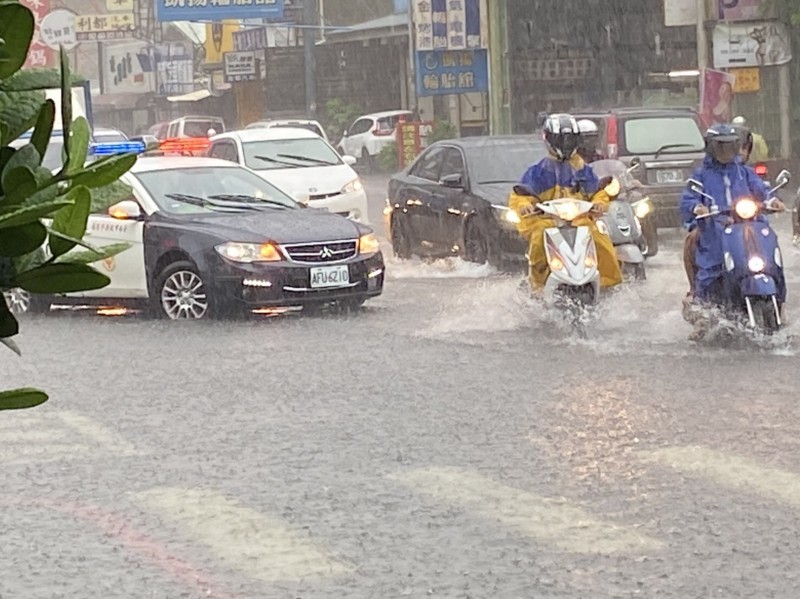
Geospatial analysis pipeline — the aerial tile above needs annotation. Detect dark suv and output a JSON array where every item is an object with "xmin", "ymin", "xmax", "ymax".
[{"xmin": 572, "ymin": 107, "xmax": 706, "ymax": 227}]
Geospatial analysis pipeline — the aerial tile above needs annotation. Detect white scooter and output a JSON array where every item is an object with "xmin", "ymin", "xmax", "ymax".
[{"xmin": 514, "ymin": 185, "xmax": 600, "ymax": 312}]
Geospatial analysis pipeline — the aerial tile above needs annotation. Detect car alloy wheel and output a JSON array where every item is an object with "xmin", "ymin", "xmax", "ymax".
[
  {"xmin": 160, "ymin": 268, "xmax": 209, "ymax": 320},
  {"xmin": 4, "ymin": 288, "xmax": 30, "ymax": 315}
]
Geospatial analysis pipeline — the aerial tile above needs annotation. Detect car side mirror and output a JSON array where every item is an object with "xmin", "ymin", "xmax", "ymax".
[
  {"xmin": 512, "ymin": 184, "xmax": 536, "ymax": 197},
  {"xmin": 109, "ymin": 199, "xmax": 141, "ymax": 220},
  {"xmin": 440, "ymin": 173, "xmax": 464, "ymax": 189},
  {"xmin": 342, "ymin": 130, "xmax": 348, "ymax": 138},
  {"xmin": 342, "ymin": 155, "xmax": 357, "ymax": 166}
]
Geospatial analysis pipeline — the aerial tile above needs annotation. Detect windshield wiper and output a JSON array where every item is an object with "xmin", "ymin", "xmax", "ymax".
[
  {"xmin": 478, "ymin": 179, "xmax": 517, "ymax": 185},
  {"xmin": 653, "ymin": 143, "xmax": 699, "ymax": 159},
  {"xmin": 208, "ymin": 194, "xmax": 292, "ymax": 209},
  {"xmin": 164, "ymin": 193, "xmax": 261, "ymax": 212},
  {"xmin": 276, "ymin": 153, "xmax": 338, "ymax": 167},
  {"xmin": 254, "ymin": 155, "xmax": 302, "ymax": 168}
]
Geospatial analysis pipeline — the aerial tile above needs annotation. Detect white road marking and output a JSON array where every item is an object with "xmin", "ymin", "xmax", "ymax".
[
  {"xmin": 389, "ymin": 467, "xmax": 662, "ymax": 554},
  {"xmin": 134, "ymin": 488, "xmax": 352, "ymax": 582},
  {"xmin": 641, "ymin": 446, "xmax": 800, "ymax": 509},
  {"xmin": 56, "ymin": 411, "xmax": 140, "ymax": 456}
]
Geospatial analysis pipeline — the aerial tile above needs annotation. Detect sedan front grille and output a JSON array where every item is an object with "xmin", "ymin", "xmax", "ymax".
[
  {"xmin": 309, "ymin": 191, "xmax": 339, "ymax": 201},
  {"xmin": 282, "ymin": 240, "xmax": 358, "ymax": 264}
]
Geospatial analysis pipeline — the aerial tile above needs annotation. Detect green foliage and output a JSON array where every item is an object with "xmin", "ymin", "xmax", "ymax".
[
  {"xmin": 322, "ymin": 98, "xmax": 362, "ymax": 142},
  {"xmin": 0, "ymin": 3, "xmax": 137, "ymax": 409},
  {"xmin": 377, "ymin": 141, "xmax": 398, "ymax": 173},
  {"xmin": 427, "ymin": 120, "xmax": 459, "ymax": 145}
]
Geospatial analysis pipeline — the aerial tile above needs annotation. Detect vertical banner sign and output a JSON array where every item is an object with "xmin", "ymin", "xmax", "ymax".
[
  {"xmin": 22, "ymin": 0, "xmax": 54, "ymax": 68},
  {"xmin": 447, "ymin": 0, "xmax": 466, "ymax": 50},
  {"xmin": 465, "ymin": 0, "xmax": 483, "ymax": 48},
  {"xmin": 431, "ymin": 0, "xmax": 447, "ymax": 49},
  {"xmin": 413, "ymin": 0, "xmax": 434, "ymax": 51}
]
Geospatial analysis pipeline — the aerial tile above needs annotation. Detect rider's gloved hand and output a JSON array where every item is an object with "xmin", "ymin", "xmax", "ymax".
[
  {"xmin": 693, "ymin": 204, "xmax": 710, "ymax": 216},
  {"xmin": 519, "ymin": 204, "xmax": 540, "ymax": 217},
  {"xmin": 589, "ymin": 203, "xmax": 606, "ymax": 216},
  {"xmin": 765, "ymin": 198, "xmax": 786, "ymax": 212}
]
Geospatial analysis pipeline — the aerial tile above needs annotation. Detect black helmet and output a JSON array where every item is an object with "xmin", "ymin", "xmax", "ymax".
[
  {"xmin": 543, "ymin": 114, "xmax": 580, "ymax": 161},
  {"xmin": 704, "ymin": 124, "xmax": 741, "ymax": 165}
]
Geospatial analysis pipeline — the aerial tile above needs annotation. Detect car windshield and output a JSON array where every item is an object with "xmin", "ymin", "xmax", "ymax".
[
  {"xmin": 467, "ymin": 141, "xmax": 549, "ymax": 184},
  {"xmin": 135, "ymin": 166, "xmax": 297, "ymax": 215},
  {"xmin": 271, "ymin": 123, "xmax": 325, "ymax": 138},
  {"xmin": 623, "ymin": 117, "xmax": 704, "ymax": 155},
  {"xmin": 243, "ymin": 138, "xmax": 342, "ymax": 170}
]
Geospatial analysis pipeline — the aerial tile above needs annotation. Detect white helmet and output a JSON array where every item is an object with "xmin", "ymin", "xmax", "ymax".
[
  {"xmin": 577, "ymin": 119, "xmax": 599, "ymax": 135},
  {"xmin": 732, "ymin": 115, "xmax": 746, "ymax": 126}
]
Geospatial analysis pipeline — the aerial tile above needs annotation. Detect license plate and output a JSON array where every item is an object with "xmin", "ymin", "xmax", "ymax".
[
  {"xmin": 310, "ymin": 265, "xmax": 350, "ymax": 288},
  {"xmin": 656, "ymin": 169, "xmax": 684, "ymax": 184}
]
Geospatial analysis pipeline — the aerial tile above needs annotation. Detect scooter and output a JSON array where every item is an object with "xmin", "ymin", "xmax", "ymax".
[
  {"xmin": 687, "ymin": 169, "xmax": 790, "ymax": 334},
  {"xmin": 593, "ymin": 168, "xmax": 655, "ymax": 281},
  {"xmin": 514, "ymin": 186, "xmax": 600, "ymax": 311}
]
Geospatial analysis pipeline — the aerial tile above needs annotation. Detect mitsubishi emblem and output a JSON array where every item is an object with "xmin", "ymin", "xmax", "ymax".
[{"xmin": 320, "ymin": 246, "xmax": 334, "ymax": 259}]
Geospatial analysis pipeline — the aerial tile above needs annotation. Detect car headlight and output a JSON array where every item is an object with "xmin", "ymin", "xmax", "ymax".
[
  {"xmin": 735, "ymin": 198, "xmax": 759, "ymax": 220},
  {"xmin": 215, "ymin": 242, "xmax": 282, "ymax": 263},
  {"xmin": 632, "ymin": 197, "xmax": 654, "ymax": 219},
  {"xmin": 358, "ymin": 233, "xmax": 380, "ymax": 255},
  {"xmin": 748, "ymin": 256, "xmax": 765, "ymax": 273},
  {"xmin": 493, "ymin": 205, "xmax": 521, "ymax": 225},
  {"xmin": 341, "ymin": 178, "xmax": 364, "ymax": 194}
]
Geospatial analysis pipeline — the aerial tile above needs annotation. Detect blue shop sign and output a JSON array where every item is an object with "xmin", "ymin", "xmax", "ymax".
[
  {"xmin": 155, "ymin": 0, "xmax": 285, "ymax": 23},
  {"xmin": 416, "ymin": 49, "xmax": 488, "ymax": 97}
]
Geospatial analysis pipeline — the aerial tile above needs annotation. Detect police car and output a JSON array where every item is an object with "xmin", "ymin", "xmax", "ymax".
[{"xmin": 6, "ymin": 140, "xmax": 385, "ymax": 319}]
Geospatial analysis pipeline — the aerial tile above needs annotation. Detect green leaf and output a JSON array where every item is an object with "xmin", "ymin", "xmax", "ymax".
[
  {"xmin": 0, "ymin": 90, "xmax": 46, "ymax": 146},
  {"xmin": 12, "ymin": 246, "xmax": 45, "ymax": 274},
  {"xmin": 56, "ymin": 242, "xmax": 130, "ymax": 265},
  {"xmin": 30, "ymin": 99, "xmax": 55, "ymax": 161},
  {"xmin": 91, "ymin": 180, "xmax": 133, "ymax": 213},
  {"xmin": 49, "ymin": 185, "xmax": 90, "ymax": 257},
  {"xmin": 65, "ymin": 116, "xmax": 89, "ymax": 174},
  {"xmin": 0, "ymin": 388, "xmax": 48, "ymax": 411},
  {"xmin": 0, "ymin": 221, "xmax": 46, "ymax": 257},
  {"xmin": 2, "ymin": 144, "xmax": 40, "ymax": 187},
  {"xmin": 45, "ymin": 227, "xmax": 101, "ymax": 253},
  {"xmin": 12, "ymin": 262, "xmax": 110, "ymax": 293},
  {"xmin": 0, "ymin": 297, "xmax": 18, "ymax": 337},
  {"xmin": 70, "ymin": 153, "xmax": 137, "ymax": 189},
  {"xmin": 1, "ymin": 166, "xmax": 37, "ymax": 204},
  {"xmin": 60, "ymin": 48, "xmax": 72, "ymax": 165},
  {"xmin": 0, "ymin": 69, "xmax": 84, "ymax": 92},
  {"xmin": 0, "ymin": 198, "xmax": 73, "ymax": 229},
  {"xmin": 0, "ymin": 3, "xmax": 35, "ymax": 79}
]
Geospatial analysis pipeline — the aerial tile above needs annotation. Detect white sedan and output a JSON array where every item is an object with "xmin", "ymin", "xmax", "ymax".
[{"xmin": 208, "ymin": 128, "xmax": 370, "ymax": 224}]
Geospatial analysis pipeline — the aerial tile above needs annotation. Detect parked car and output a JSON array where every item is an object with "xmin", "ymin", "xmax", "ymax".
[
  {"xmin": 339, "ymin": 110, "xmax": 412, "ymax": 165},
  {"xmin": 571, "ymin": 107, "xmax": 706, "ymax": 227},
  {"xmin": 208, "ymin": 128, "xmax": 370, "ymax": 224},
  {"xmin": 386, "ymin": 136, "xmax": 547, "ymax": 266},
  {"xmin": 93, "ymin": 126, "xmax": 129, "ymax": 143},
  {"xmin": 7, "ymin": 155, "xmax": 384, "ymax": 318},
  {"xmin": 246, "ymin": 118, "xmax": 329, "ymax": 143}
]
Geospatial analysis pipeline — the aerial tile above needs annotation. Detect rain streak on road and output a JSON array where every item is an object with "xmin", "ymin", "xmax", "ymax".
[{"xmin": 2, "ymin": 173, "xmax": 800, "ymax": 598}]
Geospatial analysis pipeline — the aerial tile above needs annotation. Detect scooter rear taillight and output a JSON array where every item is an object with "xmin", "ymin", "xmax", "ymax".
[{"xmin": 755, "ymin": 163, "xmax": 768, "ymax": 178}]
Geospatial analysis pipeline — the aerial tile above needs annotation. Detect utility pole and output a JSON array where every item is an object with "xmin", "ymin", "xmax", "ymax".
[
  {"xmin": 304, "ymin": 0, "xmax": 318, "ymax": 118},
  {"xmin": 696, "ymin": 0, "xmax": 708, "ymax": 71},
  {"xmin": 407, "ymin": 7, "xmax": 417, "ymax": 116}
]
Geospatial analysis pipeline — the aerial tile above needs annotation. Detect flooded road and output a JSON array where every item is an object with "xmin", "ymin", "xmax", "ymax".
[{"xmin": 2, "ymin": 176, "xmax": 800, "ymax": 598}]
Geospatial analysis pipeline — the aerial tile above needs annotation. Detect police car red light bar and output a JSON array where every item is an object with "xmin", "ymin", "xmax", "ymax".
[
  {"xmin": 159, "ymin": 138, "xmax": 211, "ymax": 153},
  {"xmin": 89, "ymin": 141, "xmax": 146, "ymax": 156},
  {"xmin": 755, "ymin": 163, "xmax": 768, "ymax": 177}
]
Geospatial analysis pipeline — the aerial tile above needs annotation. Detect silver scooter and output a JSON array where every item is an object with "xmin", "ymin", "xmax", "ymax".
[{"xmin": 593, "ymin": 160, "xmax": 655, "ymax": 281}]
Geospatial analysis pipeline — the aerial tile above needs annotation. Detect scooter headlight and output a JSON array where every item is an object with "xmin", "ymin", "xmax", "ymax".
[
  {"xmin": 735, "ymin": 198, "xmax": 759, "ymax": 220},
  {"xmin": 748, "ymin": 256, "xmax": 766, "ymax": 273},
  {"xmin": 555, "ymin": 201, "xmax": 581, "ymax": 221},
  {"xmin": 549, "ymin": 256, "xmax": 564, "ymax": 271},
  {"xmin": 633, "ymin": 197, "xmax": 654, "ymax": 219}
]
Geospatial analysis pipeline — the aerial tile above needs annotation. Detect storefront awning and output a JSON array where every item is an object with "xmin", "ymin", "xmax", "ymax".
[
  {"xmin": 324, "ymin": 12, "xmax": 408, "ymax": 44},
  {"xmin": 167, "ymin": 89, "xmax": 213, "ymax": 103}
]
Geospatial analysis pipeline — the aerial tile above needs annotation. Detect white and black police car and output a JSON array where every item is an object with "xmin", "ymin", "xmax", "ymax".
[{"xmin": 5, "ymin": 139, "xmax": 385, "ymax": 319}]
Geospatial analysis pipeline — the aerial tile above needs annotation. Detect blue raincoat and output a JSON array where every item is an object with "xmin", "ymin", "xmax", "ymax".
[
  {"xmin": 680, "ymin": 156, "xmax": 773, "ymax": 300},
  {"xmin": 519, "ymin": 154, "xmax": 599, "ymax": 200}
]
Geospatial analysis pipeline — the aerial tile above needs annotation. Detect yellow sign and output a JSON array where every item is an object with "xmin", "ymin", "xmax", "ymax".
[
  {"xmin": 75, "ymin": 13, "xmax": 135, "ymax": 37},
  {"xmin": 106, "ymin": 0, "xmax": 134, "ymax": 11},
  {"xmin": 732, "ymin": 67, "xmax": 760, "ymax": 93},
  {"xmin": 204, "ymin": 21, "xmax": 239, "ymax": 65}
]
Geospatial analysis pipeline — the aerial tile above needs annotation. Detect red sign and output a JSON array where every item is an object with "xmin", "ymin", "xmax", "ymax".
[
  {"xmin": 21, "ymin": 0, "xmax": 55, "ymax": 68},
  {"xmin": 396, "ymin": 120, "xmax": 434, "ymax": 169}
]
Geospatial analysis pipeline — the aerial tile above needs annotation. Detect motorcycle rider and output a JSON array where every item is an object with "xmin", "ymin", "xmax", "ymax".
[
  {"xmin": 732, "ymin": 115, "xmax": 768, "ymax": 163},
  {"xmin": 680, "ymin": 124, "xmax": 785, "ymax": 339},
  {"xmin": 510, "ymin": 114, "xmax": 623, "ymax": 291},
  {"xmin": 576, "ymin": 119, "xmax": 603, "ymax": 163}
]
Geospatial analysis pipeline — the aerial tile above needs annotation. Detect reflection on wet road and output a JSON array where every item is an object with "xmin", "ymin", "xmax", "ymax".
[{"xmin": 2, "ymin": 184, "xmax": 800, "ymax": 597}]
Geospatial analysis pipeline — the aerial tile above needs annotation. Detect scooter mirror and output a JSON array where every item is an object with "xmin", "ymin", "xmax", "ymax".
[
  {"xmin": 687, "ymin": 178, "xmax": 703, "ymax": 189},
  {"xmin": 604, "ymin": 177, "xmax": 621, "ymax": 197},
  {"xmin": 776, "ymin": 169, "xmax": 791, "ymax": 188},
  {"xmin": 628, "ymin": 157, "xmax": 642, "ymax": 172}
]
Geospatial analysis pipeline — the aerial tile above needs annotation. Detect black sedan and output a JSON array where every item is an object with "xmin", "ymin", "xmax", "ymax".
[
  {"xmin": 14, "ymin": 156, "xmax": 384, "ymax": 319},
  {"xmin": 386, "ymin": 136, "xmax": 548, "ymax": 267}
]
